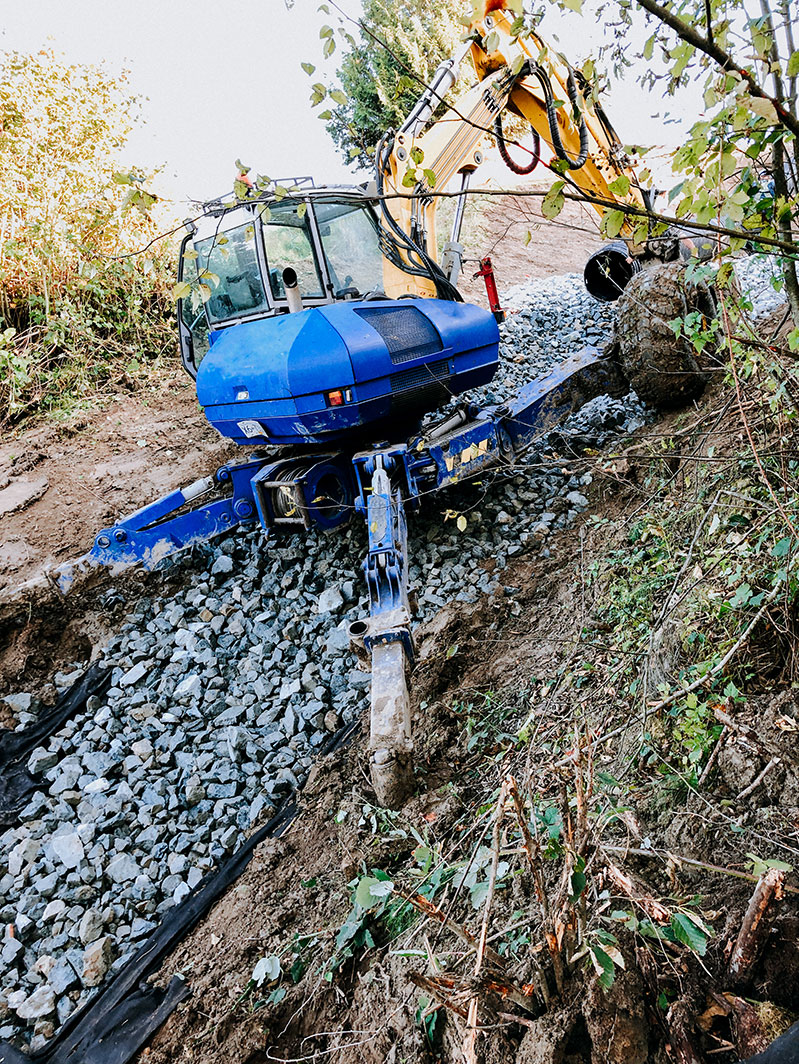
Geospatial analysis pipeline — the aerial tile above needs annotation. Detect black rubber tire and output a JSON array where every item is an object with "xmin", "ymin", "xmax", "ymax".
[{"xmin": 615, "ymin": 262, "xmax": 710, "ymax": 410}]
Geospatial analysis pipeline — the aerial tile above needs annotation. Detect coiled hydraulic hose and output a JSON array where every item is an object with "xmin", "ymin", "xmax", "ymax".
[
  {"xmin": 374, "ymin": 133, "xmax": 463, "ymax": 302},
  {"xmin": 493, "ymin": 112, "xmax": 540, "ymax": 175},
  {"xmin": 538, "ymin": 66, "xmax": 589, "ymax": 171}
]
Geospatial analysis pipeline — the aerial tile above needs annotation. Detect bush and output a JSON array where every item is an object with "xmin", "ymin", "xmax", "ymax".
[{"xmin": 0, "ymin": 50, "xmax": 175, "ymax": 425}]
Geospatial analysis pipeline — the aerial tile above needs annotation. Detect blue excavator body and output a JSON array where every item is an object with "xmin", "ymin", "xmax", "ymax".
[{"xmin": 196, "ymin": 298, "xmax": 499, "ymax": 447}]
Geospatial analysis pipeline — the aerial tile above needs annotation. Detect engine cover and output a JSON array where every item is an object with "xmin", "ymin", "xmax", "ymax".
[{"xmin": 196, "ymin": 298, "xmax": 499, "ymax": 446}]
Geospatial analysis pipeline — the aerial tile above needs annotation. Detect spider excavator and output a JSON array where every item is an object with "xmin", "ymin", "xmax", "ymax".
[{"xmin": 57, "ymin": 3, "xmax": 707, "ymax": 807}]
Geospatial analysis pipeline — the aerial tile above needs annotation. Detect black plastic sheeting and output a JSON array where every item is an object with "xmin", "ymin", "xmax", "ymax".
[
  {"xmin": 740, "ymin": 1021, "xmax": 799, "ymax": 1063},
  {"xmin": 0, "ymin": 696, "xmax": 358, "ymax": 1064},
  {"xmin": 4, "ymin": 669, "xmax": 795, "ymax": 1064},
  {"xmin": 0, "ymin": 663, "xmax": 112, "ymax": 827}
]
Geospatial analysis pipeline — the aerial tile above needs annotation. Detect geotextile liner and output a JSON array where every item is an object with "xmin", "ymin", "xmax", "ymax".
[
  {"xmin": 0, "ymin": 657, "xmax": 359, "ymax": 1064},
  {"xmin": 0, "ymin": 663, "xmax": 112, "ymax": 827}
]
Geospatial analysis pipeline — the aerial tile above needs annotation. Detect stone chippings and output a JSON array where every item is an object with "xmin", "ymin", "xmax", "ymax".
[{"xmin": 0, "ymin": 265, "xmax": 770, "ymax": 1049}]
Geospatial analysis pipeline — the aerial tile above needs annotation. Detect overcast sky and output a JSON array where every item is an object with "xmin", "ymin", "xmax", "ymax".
[{"xmin": 1, "ymin": 0, "xmax": 703, "ymax": 208}]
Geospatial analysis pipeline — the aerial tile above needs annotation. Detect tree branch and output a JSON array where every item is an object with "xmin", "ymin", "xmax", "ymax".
[{"xmin": 633, "ymin": 0, "xmax": 799, "ymax": 140}]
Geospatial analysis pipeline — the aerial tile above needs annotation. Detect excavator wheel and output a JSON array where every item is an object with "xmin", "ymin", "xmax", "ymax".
[{"xmin": 614, "ymin": 261, "xmax": 712, "ymax": 410}]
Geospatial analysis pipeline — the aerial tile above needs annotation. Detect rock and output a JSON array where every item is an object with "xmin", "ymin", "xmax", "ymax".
[
  {"xmin": 317, "ymin": 586, "xmax": 344, "ymax": 613},
  {"xmin": 131, "ymin": 738, "xmax": 153, "ymax": 761},
  {"xmin": 211, "ymin": 554, "xmax": 234, "ymax": 575},
  {"xmin": 42, "ymin": 899, "xmax": 67, "ymax": 921},
  {"xmin": 3, "ymin": 692, "xmax": 33, "ymax": 714},
  {"xmin": 119, "ymin": 661, "xmax": 149, "ymax": 687},
  {"xmin": 9, "ymin": 837, "xmax": 39, "ymax": 876},
  {"xmin": 565, "ymin": 490, "xmax": 589, "ymax": 508},
  {"xmin": 82, "ymin": 936, "xmax": 113, "ymax": 987},
  {"xmin": 48, "ymin": 958, "xmax": 79, "ymax": 994},
  {"xmin": 78, "ymin": 908, "xmax": 104, "ymax": 945},
  {"xmin": 28, "ymin": 747, "xmax": 58, "ymax": 774},
  {"xmin": 106, "ymin": 852, "xmax": 140, "ymax": 884},
  {"xmin": 51, "ymin": 831, "xmax": 84, "ymax": 869},
  {"xmin": 185, "ymin": 775, "xmax": 206, "ymax": 807},
  {"xmin": 174, "ymin": 674, "xmax": 202, "ymax": 700},
  {"xmin": 14, "ymin": 985, "xmax": 56, "ymax": 1021},
  {"xmin": 1, "ymin": 938, "xmax": 24, "ymax": 966}
]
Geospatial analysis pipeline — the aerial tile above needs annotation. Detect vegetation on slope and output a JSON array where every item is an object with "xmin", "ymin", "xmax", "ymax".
[{"xmin": 0, "ymin": 50, "xmax": 174, "ymax": 428}]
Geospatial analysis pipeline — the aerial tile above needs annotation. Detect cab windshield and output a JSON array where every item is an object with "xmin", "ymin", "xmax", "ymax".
[
  {"xmin": 194, "ymin": 219, "xmax": 268, "ymax": 324},
  {"xmin": 315, "ymin": 200, "xmax": 383, "ymax": 297},
  {"xmin": 262, "ymin": 201, "xmax": 325, "ymax": 299}
]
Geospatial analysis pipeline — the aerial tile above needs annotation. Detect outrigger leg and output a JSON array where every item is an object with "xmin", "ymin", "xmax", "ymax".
[{"xmin": 350, "ymin": 455, "xmax": 414, "ymax": 808}]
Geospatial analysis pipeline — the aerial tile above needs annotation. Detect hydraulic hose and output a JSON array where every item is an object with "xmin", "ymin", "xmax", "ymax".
[
  {"xmin": 494, "ymin": 112, "xmax": 540, "ymax": 175},
  {"xmin": 534, "ymin": 66, "xmax": 589, "ymax": 172},
  {"xmin": 374, "ymin": 133, "xmax": 463, "ymax": 302}
]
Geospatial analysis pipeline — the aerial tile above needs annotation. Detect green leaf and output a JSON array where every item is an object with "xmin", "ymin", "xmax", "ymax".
[
  {"xmin": 410, "ymin": 146, "xmax": 424, "ymax": 165},
  {"xmin": 355, "ymin": 876, "xmax": 394, "ymax": 910},
  {"xmin": 608, "ymin": 175, "xmax": 630, "ymax": 197},
  {"xmin": 788, "ymin": 50, "xmax": 799, "ymax": 77},
  {"xmin": 643, "ymin": 34, "xmax": 655, "ymax": 61},
  {"xmin": 297, "ymin": 202, "xmax": 307, "ymax": 219},
  {"xmin": 601, "ymin": 209, "xmax": 626, "ymax": 238},
  {"xmin": 747, "ymin": 852, "xmax": 793, "ymax": 877},
  {"xmin": 252, "ymin": 954, "xmax": 281, "ymax": 985},
  {"xmin": 310, "ymin": 83, "xmax": 327, "ymax": 107},
  {"xmin": 589, "ymin": 944, "xmax": 616, "ymax": 988},
  {"xmin": 301, "ymin": 62, "xmax": 316, "ymax": 76},
  {"xmin": 773, "ymin": 537, "xmax": 792, "ymax": 558},
  {"xmin": 570, "ymin": 868, "xmax": 587, "ymax": 901},
  {"xmin": 470, "ymin": 880, "xmax": 490, "ymax": 909},
  {"xmin": 235, "ymin": 158, "xmax": 250, "ymax": 175},
  {"xmin": 484, "ymin": 31, "xmax": 500, "ymax": 54},
  {"xmin": 562, "ymin": 0, "xmax": 583, "ymax": 11},
  {"xmin": 729, "ymin": 581, "xmax": 752, "ymax": 608},
  {"xmin": 324, "ymin": 37, "xmax": 336, "ymax": 58},
  {"xmin": 423, "ymin": 169, "xmax": 437, "ymax": 188},
  {"xmin": 171, "ymin": 281, "xmax": 192, "ymax": 301},
  {"xmin": 319, "ymin": 109, "xmax": 332, "ymax": 120},
  {"xmin": 402, "ymin": 169, "xmax": 418, "ymax": 188},
  {"xmin": 329, "ymin": 88, "xmax": 348, "ymax": 106},
  {"xmin": 541, "ymin": 179, "xmax": 565, "ymax": 220},
  {"xmin": 670, "ymin": 912, "xmax": 709, "ymax": 956}
]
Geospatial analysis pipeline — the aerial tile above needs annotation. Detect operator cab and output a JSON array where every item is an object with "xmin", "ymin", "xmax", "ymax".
[{"xmin": 177, "ymin": 183, "xmax": 386, "ymax": 378}]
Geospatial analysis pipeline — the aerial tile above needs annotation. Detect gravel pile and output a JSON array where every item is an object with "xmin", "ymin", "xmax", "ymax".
[
  {"xmin": 734, "ymin": 253, "xmax": 787, "ymax": 319},
  {"xmin": 0, "ymin": 270, "xmax": 685, "ymax": 1051}
]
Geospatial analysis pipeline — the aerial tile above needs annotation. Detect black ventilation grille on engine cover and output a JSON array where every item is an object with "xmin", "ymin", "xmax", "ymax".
[
  {"xmin": 389, "ymin": 358, "xmax": 450, "ymax": 413},
  {"xmin": 355, "ymin": 306, "xmax": 443, "ymax": 364}
]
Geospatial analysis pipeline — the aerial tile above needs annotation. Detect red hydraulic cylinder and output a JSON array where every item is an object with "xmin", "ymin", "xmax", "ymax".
[{"xmin": 474, "ymin": 256, "xmax": 505, "ymax": 324}]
